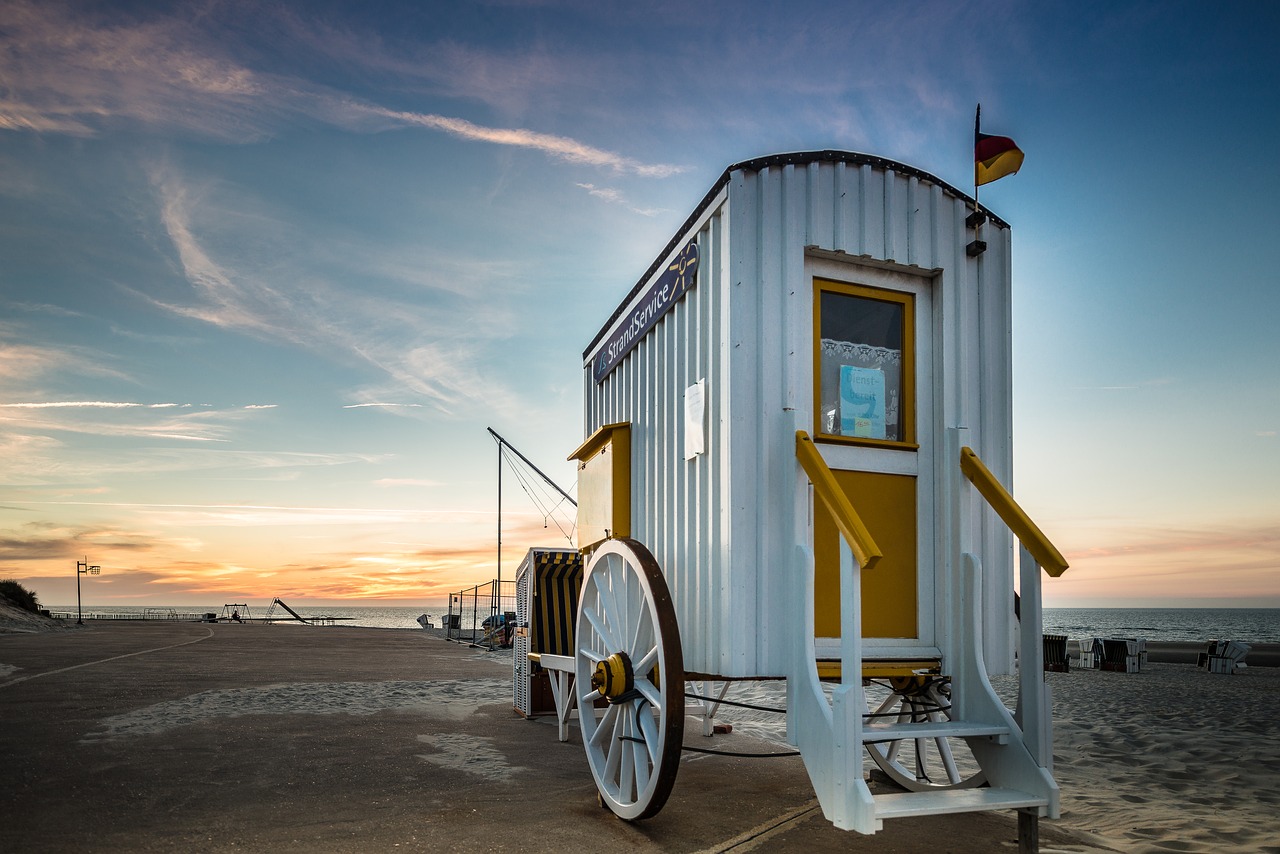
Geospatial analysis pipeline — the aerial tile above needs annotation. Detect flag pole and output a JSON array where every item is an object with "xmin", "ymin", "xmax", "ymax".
[
  {"xmin": 966, "ymin": 102, "xmax": 1022, "ymax": 255},
  {"xmin": 973, "ymin": 103, "xmax": 981, "ymax": 215},
  {"xmin": 965, "ymin": 102, "xmax": 988, "ymax": 255}
]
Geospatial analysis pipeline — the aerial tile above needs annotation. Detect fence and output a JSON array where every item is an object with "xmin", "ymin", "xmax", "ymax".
[
  {"xmin": 47, "ymin": 610, "xmax": 207, "ymax": 622},
  {"xmin": 445, "ymin": 580, "xmax": 516, "ymax": 649}
]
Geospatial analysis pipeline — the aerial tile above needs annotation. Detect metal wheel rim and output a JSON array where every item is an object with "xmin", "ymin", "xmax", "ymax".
[
  {"xmin": 575, "ymin": 538, "xmax": 684, "ymax": 820},
  {"xmin": 865, "ymin": 680, "xmax": 987, "ymax": 791}
]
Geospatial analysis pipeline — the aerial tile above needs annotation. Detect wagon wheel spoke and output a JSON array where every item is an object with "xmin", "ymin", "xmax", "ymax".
[
  {"xmin": 633, "ymin": 676, "xmax": 661, "ymax": 709},
  {"xmin": 631, "ymin": 733, "xmax": 651, "ymax": 793},
  {"xmin": 583, "ymin": 603, "xmax": 621, "ymax": 654},
  {"xmin": 934, "ymin": 736, "xmax": 961, "ymax": 782},
  {"xmin": 575, "ymin": 538, "xmax": 684, "ymax": 820},
  {"xmin": 631, "ymin": 644, "xmax": 659, "ymax": 677},
  {"xmin": 589, "ymin": 703, "xmax": 621, "ymax": 748}
]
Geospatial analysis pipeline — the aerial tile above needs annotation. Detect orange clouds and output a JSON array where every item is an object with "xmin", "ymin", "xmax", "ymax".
[
  {"xmin": 3, "ymin": 508, "xmax": 569, "ymax": 608},
  {"xmin": 1044, "ymin": 518, "xmax": 1280, "ymax": 606}
]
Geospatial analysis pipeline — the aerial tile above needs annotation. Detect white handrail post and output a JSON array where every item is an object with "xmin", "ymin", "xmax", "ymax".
[
  {"xmin": 947, "ymin": 426, "xmax": 971, "ymax": 714},
  {"xmin": 1018, "ymin": 543, "xmax": 1052, "ymax": 770},
  {"xmin": 839, "ymin": 538, "xmax": 862, "ymax": 690}
]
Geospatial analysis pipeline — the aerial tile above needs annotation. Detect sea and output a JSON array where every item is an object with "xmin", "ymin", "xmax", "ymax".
[
  {"xmin": 1042, "ymin": 608, "xmax": 1280, "ymax": 644},
  {"xmin": 46, "ymin": 604, "xmax": 1280, "ymax": 643}
]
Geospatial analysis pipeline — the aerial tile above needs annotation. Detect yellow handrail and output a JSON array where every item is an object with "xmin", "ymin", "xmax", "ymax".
[
  {"xmin": 959, "ymin": 446, "xmax": 1069, "ymax": 578},
  {"xmin": 795, "ymin": 431, "xmax": 882, "ymax": 570}
]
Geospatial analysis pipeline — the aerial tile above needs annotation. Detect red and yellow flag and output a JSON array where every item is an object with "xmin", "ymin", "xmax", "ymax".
[{"xmin": 974, "ymin": 105, "xmax": 1024, "ymax": 186}]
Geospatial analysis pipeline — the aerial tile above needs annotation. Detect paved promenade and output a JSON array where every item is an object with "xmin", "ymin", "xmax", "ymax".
[{"xmin": 0, "ymin": 623, "xmax": 1095, "ymax": 853}]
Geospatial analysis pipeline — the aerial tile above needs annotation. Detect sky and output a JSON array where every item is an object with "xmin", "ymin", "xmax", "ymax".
[{"xmin": 2, "ymin": 0, "xmax": 1278, "ymax": 610}]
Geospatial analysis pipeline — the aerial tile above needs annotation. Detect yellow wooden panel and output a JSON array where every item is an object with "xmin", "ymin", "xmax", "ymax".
[
  {"xmin": 814, "ymin": 469, "xmax": 917, "ymax": 639},
  {"xmin": 569, "ymin": 423, "xmax": 631, "ymax": 551},
  {"xmin": 816, "ymin": 659, "xmax": 940, "ymax": 680}
]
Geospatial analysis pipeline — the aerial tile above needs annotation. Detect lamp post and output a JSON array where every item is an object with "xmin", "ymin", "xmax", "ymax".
[{"xmin": 76, "ymin": 558, "xmax": 100, "ymax": 625}]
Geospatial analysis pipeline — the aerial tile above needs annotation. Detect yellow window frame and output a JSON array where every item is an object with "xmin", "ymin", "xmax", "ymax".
[{"xmin": 812, "ymin": 278, "xmax": 917, "ymax": 448}]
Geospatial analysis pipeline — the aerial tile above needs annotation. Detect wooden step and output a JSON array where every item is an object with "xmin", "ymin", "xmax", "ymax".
[
  {"xmin": 862, "ymin": 719, "xmax": 1009, "ymax": 744},
  {"xmin": 874, "ymin": 787, "xmax": 1047, "ymax": 821}
]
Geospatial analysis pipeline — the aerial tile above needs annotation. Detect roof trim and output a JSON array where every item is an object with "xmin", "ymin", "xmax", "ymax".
[{"xmin": 584, "ymin": 150, "xmax": 1004, "ymax": 359}]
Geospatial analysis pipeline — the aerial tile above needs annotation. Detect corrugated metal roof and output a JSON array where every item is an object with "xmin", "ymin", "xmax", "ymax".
[{"xmin": 585, "ymin": 150, "xmax": 1005, "ymax": 359}]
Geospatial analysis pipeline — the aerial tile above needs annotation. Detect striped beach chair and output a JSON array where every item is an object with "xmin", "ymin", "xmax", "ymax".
[
  {"xmin": 1042, "ymin": 634, "xmax": 1069, "ymax": 672},
  {"xmin": 1099, "ymin": 638, "xmax": 1140, "ymax": 673},
  {"xmin": 513, "ymin": 548, "xmax": 584, "ymax": 739}
]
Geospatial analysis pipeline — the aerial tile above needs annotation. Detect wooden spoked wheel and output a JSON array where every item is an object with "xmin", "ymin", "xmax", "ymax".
[
  {"xmin": 864, "ymin": 677, "xmax": 987, "ymax": 791},
  {"xmin": 575, "ymin": 538, "xmax": 684, "ymax": 820}
]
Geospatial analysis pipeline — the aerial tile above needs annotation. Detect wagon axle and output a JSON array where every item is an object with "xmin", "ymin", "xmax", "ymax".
[{"xmin": 591, "ymin": 651, "xmax": 634, "ymax": 701}]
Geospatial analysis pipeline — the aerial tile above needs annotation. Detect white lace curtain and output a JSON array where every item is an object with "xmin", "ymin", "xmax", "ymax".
[{"xmin": 818, "ymin": 339, "xmax": 901, "ymax": 439}]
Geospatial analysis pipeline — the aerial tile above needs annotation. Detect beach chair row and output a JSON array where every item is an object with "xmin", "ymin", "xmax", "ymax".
[{"xmin": 1077, "ymin": 637, "xmax": 1147, "ymax": 673}]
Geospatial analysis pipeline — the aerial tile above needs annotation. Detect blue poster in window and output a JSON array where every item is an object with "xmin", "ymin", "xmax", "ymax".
[{"xmin": 839, "ymin": 365, "xmax": 886, "ymax": 439}]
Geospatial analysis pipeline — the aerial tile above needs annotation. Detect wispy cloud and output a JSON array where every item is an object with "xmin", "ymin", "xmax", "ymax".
[
  {"xmin": 0, "ymin": 401, "xmax": 201, "ymax": 409},
  {"xmin": 0, "ymin": 399, "xmax": 279, "ymax": 449},
  {"xmin": 361, "ymin": 108, "xmax": 683, "ymax": 177},
  {"xmin": 0, "ymin": 439, "xmax": 385, "ymax": 486},
  {"xmin": 0, "ymin": 1, "xmax": 271, "ymax": 141},
  {"xmin": 343, "ymin": 403, "xmax": 423, "ymax": 409},
  {"xmin": 142, "ymin": 164, "xmax": 525, "ymax": 416},
  {"xmin": 0, "ymin": 411, "xmax": 223, "ymax": 444},
  {"xmin": 21, "ymin": 501, "xmax": 474, "ymax": 527},
  {"xmin": 0, "ymin": 401, "xmax": 378, "ymax": 488},
  {"xmin": 0, "ymin": 336, "xmax": 130, "ymax": 385},
  {"xmin": 0, "ymin": 1, "xmax": 681, "ymax": 177},
  {"xmin": 0, "ymin": 519, "xmax": 174, "ymax": 563},
  {"xmin": 147, "ymin": 169, "xmax": 299, "ymax": 337},
  {"xmin": 575, "ymin": 183, "xmax": 666, "ymax": 216}
]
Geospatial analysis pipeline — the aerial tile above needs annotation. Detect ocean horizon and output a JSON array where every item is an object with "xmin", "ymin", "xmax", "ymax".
[{"xmin": 43, "ymin": 604, "xmax": 1280, "ymax": 644}]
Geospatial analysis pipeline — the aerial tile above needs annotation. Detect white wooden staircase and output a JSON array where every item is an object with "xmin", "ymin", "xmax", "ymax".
[{"xmin": 788, "ymin": 428, "xmax": 1062, "ymax": 834}]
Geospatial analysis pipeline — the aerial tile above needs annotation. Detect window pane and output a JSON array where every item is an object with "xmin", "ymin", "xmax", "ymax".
[{"xmin": 819, "ymin": 290, "xmax": 904, "ymax": 441}]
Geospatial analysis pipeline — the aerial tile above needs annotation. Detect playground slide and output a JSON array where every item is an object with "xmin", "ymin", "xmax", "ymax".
[{"xmin": 272, "ymin": 598, "xmax": 310, "ymax": 624}]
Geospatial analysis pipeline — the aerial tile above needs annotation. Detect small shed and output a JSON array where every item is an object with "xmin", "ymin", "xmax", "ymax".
[{"xmin": 578, "ymin": 150, "xmax": 1019, "ymax": 679}]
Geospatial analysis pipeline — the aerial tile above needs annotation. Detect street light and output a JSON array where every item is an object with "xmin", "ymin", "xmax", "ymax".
[{"xmin": 76, "ymin": 558, "xmax": 100, "ymax": 625}]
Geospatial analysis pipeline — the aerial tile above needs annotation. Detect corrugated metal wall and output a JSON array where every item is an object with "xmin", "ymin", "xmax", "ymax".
[
  {"xmin": 583, "ymin": 156, "xmax": 1017, "ymax": 678},
  {"xmin": 583, "ymin": 189, "xmax": 735, "ymax": 677}
]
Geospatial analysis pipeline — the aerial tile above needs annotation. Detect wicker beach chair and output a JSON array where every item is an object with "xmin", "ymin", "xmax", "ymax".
[
  {"xmin": 1042, "ymin": 634, "xmax": 1069, "ymax": 672},
  {"xmin": 1199, "ymin": 639, "xmax": 1250, "ymax": 674},
  {"xmin": 1099, "ymin": 638, "xmax": 1139, "ymax": 673},
  {"xmin": 1078, "ymin": 637, "xmax": 1101, "ymax": 669}
]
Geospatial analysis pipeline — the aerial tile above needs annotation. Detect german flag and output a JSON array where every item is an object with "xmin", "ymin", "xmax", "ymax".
[{"xmin": 974, "ymin": 105, "xmax": 1024, "ymax": 186}]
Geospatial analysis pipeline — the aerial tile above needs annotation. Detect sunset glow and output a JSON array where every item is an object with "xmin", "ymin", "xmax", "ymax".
[{"xmin": 2, "ymin": 1, "xmax": 1278, "ymax": 610}]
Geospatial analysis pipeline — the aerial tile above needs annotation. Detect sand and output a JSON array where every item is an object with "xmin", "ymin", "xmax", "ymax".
[
  {"xmin": 1041, "ymin": 664, "xmax": 1280, "ymax": 853},
  {"xmin": 0, "ymin": 601, "xmax": 77, "ymax": 634},
  {"xmin": 684, "ymin": 663, "xmax": 1280, "ymax": 853}
]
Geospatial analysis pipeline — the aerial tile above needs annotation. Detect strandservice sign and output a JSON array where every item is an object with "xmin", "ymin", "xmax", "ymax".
[{"xmin": 592, "ymin": 241, "xmax": 699, "ymax": 384}]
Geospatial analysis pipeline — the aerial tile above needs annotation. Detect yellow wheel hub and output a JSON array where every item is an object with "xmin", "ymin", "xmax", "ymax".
[
  {"xmin": 591, "ymin": 652, "xmax": 634, "ymax": 700},
  {"xmin": 888, "ymin": 674, "xmax": 933, "ymax": 697}
]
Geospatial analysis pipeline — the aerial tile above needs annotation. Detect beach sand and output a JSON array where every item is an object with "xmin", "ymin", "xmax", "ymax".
[
  {"xmin": 1042, "ymin": 664, "xmax": 1280, "ymax": 853},
  {"xmin": 0, "ymin": 601, "xmax": 78, "ymax": 634},
  {"xmin": 1, "ymin": 617, "xmax": 1277, "ymax": 852},
  {"xmin": 697, "ymin": 660, "xmax": 1280, "ymax": 854}
]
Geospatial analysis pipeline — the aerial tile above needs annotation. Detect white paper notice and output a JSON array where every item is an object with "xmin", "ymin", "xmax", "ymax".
[{"xmin": 684, "ymin": 379, "xmax": 706, "ymax": 460}]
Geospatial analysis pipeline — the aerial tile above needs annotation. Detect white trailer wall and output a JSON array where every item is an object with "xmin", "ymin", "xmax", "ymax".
[{"xmin": 583, "ymin": 152, "xmax": 1018, "ymax": 678}]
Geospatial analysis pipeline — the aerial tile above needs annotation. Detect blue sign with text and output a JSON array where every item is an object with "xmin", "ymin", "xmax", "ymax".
[{"xmin": 592, "ymin": 241, "xmax": 699, "ymax": 384}]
